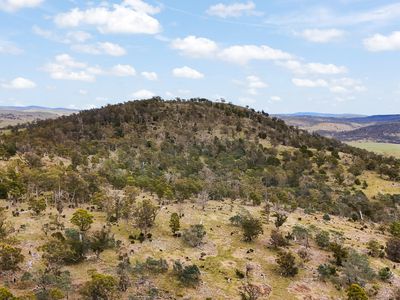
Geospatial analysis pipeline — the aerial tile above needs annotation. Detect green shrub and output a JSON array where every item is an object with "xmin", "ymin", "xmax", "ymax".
[{"xmin": 182, "ymin": 224, "xmax": 206, "ymax": 247}]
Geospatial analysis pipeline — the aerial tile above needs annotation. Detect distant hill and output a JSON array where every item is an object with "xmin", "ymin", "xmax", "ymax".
[
  {"xmin": 280, "ymin": 113, "xmax": 400, "ymax": 144},
  {"xmin": 0, "ymin": 105, "xmax": 78, "ymax": 128}
]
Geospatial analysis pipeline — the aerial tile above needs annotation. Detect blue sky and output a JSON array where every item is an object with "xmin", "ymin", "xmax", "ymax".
[{"xmin": 0, "ymin": 0, "xmax": 399, "ymax": 114}]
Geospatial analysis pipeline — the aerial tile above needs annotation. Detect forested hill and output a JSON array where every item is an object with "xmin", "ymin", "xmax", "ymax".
[{"xmin": 0, "ymin": 98, "xmax": 399, "ymax": 220}]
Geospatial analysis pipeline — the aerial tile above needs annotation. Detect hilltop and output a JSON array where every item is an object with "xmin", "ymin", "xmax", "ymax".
[{"xmin": 0, "ymin": 99, "xmax": 399, "ymax": 299}]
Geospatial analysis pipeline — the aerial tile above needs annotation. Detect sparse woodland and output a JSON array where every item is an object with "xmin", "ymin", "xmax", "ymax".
[{"xmin": 0, "ymin": 99, "xmax": 399, "ymax": 299}]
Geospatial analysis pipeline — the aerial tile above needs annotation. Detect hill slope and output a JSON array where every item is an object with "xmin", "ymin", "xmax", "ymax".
[{"xmin": 0, "ymin": 99, "xmax": 400, "ymax": 299}]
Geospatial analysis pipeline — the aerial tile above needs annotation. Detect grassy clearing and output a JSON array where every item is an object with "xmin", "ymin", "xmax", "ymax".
[{"xmin": 347, "ymin": 141, "xmax": 400, "ymax": 158}]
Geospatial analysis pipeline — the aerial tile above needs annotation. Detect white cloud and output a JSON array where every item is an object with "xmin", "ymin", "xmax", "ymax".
[
  {"xmin": 364, "ymin": 31, "xmax": 400, "ymax": 52},
  {"xmin": 172, "ymin": 66, "xmax": 204, "ymax": 79},
  {"xmin": 278, "ymin": 60, "xmax": 347, "ymax": 75},
  {"xmin": 292, "ymin": 78, "xmax": 328, "ymax": 88},
  {"xmin": 219, "ymin": 45, "xmax": 292, "ymax": 65},
  {"xmin": 111, "ymin": 64, "xmax": 136, "ymax": 76},
  {"xmin": 206, "ymin": 1, "xmax": 257, "ymax": 18},
  {"xmin": 171, "ymin": 35, "xmax": 218, "ymax": 58},
  {"xmin": 0, "ymin": 0, "xmax": 43, "ymax": 12},
  {"xmin": 245, "ymin": 75, "xmax": 267, "ymax": 95},
  {"xmin": 43, "ymin": 54, "xmax": 101, "ymax": 82},
  {"xmin": 141, "ymin": 71, "xmax": 158, "ymax": 80},
  {"xmin": 33, "ymin": 26, "xmax": 92, "ymax": 44},
  {"xmin": 2, "ymin": 77, "xmax": 36, "ymax": 89},
  {"xmin": 54, "ymin": 1, "xmax": 161, "ymax": 35},
  {"xmin": 79, "ymin": 89, "xmax": 88, "ymax": 95},
  {"xmin": 72, "ymin": 42, "xmax": 127, "ymax": 56},
  {"xmin": 292, "ymin": 77, "xmax": 365, "ymax": 93},
  {"xmin": 300, "ymin": 29, "xmax": 344, "ymax": 43},
  {"xmin": 131, "ymin": 89, "xmax": 155, "ymax": 98},
  {"xmin": 0, "ymin": 40, "xmax": 23, "ymax": 55},
  {"xmin": 270, "ymin": 96, "xmax": 281, "ymax": 102}
]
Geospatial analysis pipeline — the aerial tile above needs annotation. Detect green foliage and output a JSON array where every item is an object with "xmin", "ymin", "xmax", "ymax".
[
  {"xmin": 80, "ymin": 273, "xmax": 118, "ymax": 300},
  {"xmin": 28, "ymin": 196, "xmax": 47, "ymax": 215},
  {"xmin": 132, "ymin": 199, "xmax": 158, "ymax": 234},
  {"xmin": 273, "ymin": 212, "xmax": 288, "ymax": 229},
  {"xmin": 135, "ymin": 257, "xmax": 168, "ymax": 274},
  {"xmin": 169, "ymin": 213, "xmax": 180, "ymax": 234},
  {"xmin": 70, "ymin": 209, "xmax": 94, "ymax": 232},
  {"xmin": 317, "ymin": 264, "xmax": 337, "ymax": 281},
  {"xmin": 182, "ymin": 224, "xmax": 206, "ymax": 247},
  {"xmin": 238, "ymin": 213, "xmax": 263, "ymax": 242},
  {"xmin": 0, "ymin": 208, "xmax": 13, "ymax": 239},
  {"xmin": 89, "ymin": 227, "xmax": 115, "ymax": 258},
  {"xmin": 173, "ymin": 261, "xmax": 201, "ymax": 287},
  {"xmin": 0, "ymin": 287, "xmax": 16, "ymax": 300},
  {"xmin": 323, "ymin": 213, "xmax": 331, "ymax": 221},
  {"xmin": 0, "ymin": 243, "xmax": 24, "ymax": 271},
  {"xmin": 378, "ymin": 267, "xmax": 393, "ymax": 282},
  {"xmin": 330, "ymin": 243, "xmax": 348, "ymax": 266},
  {"xmin": 315, "ymin": 231, "xmax": 330, "ymax": 249},
  {"xmin": 386, "ymin": 238, "xmax": 400, "ymax": 262},
  {"xmin": 342, "ymin": 250, "xmax": 375, "ymax": 286},
  {"xmin": 269, "ymin": 229, "xmax": 289, "ymax": 249},
  {"xmin": 366, "ymin": 239, "xmax": 384, "ymax": 258},
  {"xmin": 346, "ymin": 284, "xmax": 368, "ymax": 300},
  {"xmin": 276, "ymin": 251, "xmax": 298, "ymax": 277},
  {"xmin": 389, "ymin": 221, "xmax": 400, "ymax": 238}
]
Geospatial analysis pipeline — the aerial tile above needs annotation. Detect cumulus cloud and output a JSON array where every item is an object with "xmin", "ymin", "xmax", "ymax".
[
  {"xmin": 2, "ymin": 77, "xmax": 36, "ymax": 89},
  {"xmin": 244, "ymin": 75, "xmax": 268, "ymax": 95},
  {"xmin": 278, "ymin": 60, "xmax": 347, "ymax": 75},
  {"xmin": 110, "ymin": 64, "xmax": 136, "ymax": 76},
  {"xmin": 131, "ymin": 89, "xmax": 155, "ymax": 98},
  {"xmin": 172, "ymin": 66, "xmax": 204, "ymax": 79},
  {"xmin": 171, "ymin": 35, "xmax": 218, "ymax": 58},
  {"xmin": 43, "ymin": 54, "xmax": 101, "ymax": 82},
  {"xmin": 54, "ymin": 0, "xmax": 161, "ymax": 35},
  {"xmin": 0, "ymin": 0, "xmax": 43, "ymax": 12},
  {"xmin": 364, "ymin": 31, "xmax": 400, "ymax": 52},
  {"xmin": 300, "ymin": 29, "xmax": 345, "ymax": 43},
  {"xmin": 292, "ymin": 77, "xmax": 365, "ymax": 93},
  {"xmin": 72, "ymin": 42, "xmax": 127, "ymax": 56},
  {"xmin": 0, "ymin": 40, "xmax": 23, "ymax": 55},
  {"xmin": 206, "ymin": 1, "xmax": 257, "ymax": 18},
  {"xmin": 141, "ymin": 71, "xmax": 158, "ymax": 80},
  {"xmin": 218, "ymin": 45, "xmax": 292, "ymax": 65},
  {"xmin": 33, "ymin": 26, "xmax": 92, "ymax": 44}
]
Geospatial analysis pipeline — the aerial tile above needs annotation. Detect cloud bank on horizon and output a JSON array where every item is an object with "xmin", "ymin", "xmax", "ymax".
[{"xmin": 0, "ymin": 0, "xmax": 399, "ymax": 114}]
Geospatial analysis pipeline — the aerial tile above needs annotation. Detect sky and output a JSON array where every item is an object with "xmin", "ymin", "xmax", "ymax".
[{"xmin": 0, "ymin": 0, "xmax": 400, "ymax": 114}]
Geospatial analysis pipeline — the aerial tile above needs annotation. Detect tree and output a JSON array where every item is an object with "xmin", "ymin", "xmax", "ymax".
[
  {"xmin": 239, "ymin": 282, "xmax": 263, "ymax": 300},
  {"xmin": 269, "ymin": 229, "xmax": 289, "ymax": 249},
  {"xmin": 169, "ymin": 213, "xmax": 180, "ymax": 235},
  {"xmin": 366, "ymin": 239, "xmax": 384, "ymax": 258},
  {"xmin": 386, "ymin": 238, "xmax": 400, "ymax": 262},
  {"xmin": 378, "ymin": 267, "xmax": 392, "ymax": 282},
  {"xmin": 317, "ymin": 264, "xmax": 337, "ymax": 281},
  {"xmin": 292, "ymin": 225, "xmax": 310, "ymax": 248},
  {"xmin": 90, "ymin": 227, "xmax": 115, "ymax": 259},
  {"xmin": 273, "ymin": 212, "xmax": 287, "ymax": 229},
  {"xmin": 0, "ymin": 287, "xmax": 16, "ymax": 300},
  {"xmin": 346, "ymin": 284, "xmax": 368, "ymax": 300},
  {"xmin": 330, "ymin": 243, "xmax": 348, "ymax": 266},
  {"xmin": 70, "ymin": 209, "xmax": 94, "ymax": 232},
  {"xmin": 182, "ymin": 224, "xmax": 206, "ymax": 247},
  {"xmin": 132, "ymin": 199, "xmax": 158, "ymax": 234},
  {"xmin": 343, "ymin": 250, "xmax": 375, "ymax": 286},
  {"xmin": 0, "ymin": 243, "xmax": 24, "ymax": 271},
  {"xmin": 240, "ymin": 214, "xmax": 263, "ymax": 242},
  {"xmin": 80, "ymin": 273, "xmax": 118, "ymax": 300},
  {"xmin": 173, "ymin": 261, "xmax": 201, "ymax": 287},
  {"xmin": 29, "ymin": 195, "xmax": 47, "ymax": 215},
  {"xmin": 315, "ymin": 231, "xmax": 330, "ymax": 249},
  {"xmin": 0, "ymin": 208, "xmax": 13, "ymax": 239},
  {"xmin": 276, "ymin": 251, "xmax": 298, "ymax": 277}
]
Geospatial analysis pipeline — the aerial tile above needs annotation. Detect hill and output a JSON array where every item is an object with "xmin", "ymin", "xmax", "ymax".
[
  {"xmin": 0, "ymin": 106, "xmax": 78, "ymax": 129},
  {"xmin": 0, "ymin": 99, "xmax": 399, "ymax": 299},
  {"xmin": 280, "ymin": 114, "xmax": 400, "ymax": 144}
]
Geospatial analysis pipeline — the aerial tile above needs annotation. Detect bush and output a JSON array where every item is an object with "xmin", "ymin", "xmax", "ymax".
[
  {"xmin": 29, "ymin": 196, "xmax": 47, "ymax": 215},
  {"xmin": 173, "ymin": 261, "xmax": 201, "ymax": 287},
  {"xmin": 80, "ymin": 273, "xmax": 118, "ymax": 300},
  {"xmin": 317, "ymin": 264, "xmax": 337, "ymax": 281},
  {"xmin": 330, "ymin": 243, "xmax": 348, "ymax": 266},
  {"xmin": 366, "ymin": 239, "xmax": 384, "ymax": 258},
  {"xmin": 0, "ymin": 243, "xmax": 24, "ymax": 271},
  {"xmin": 378, "ymin": 267, "xmax": 392, "ymax": 282},
  {"xmin": 342, "ymin": 250, "xmax": 375, "ymax": 286},
  {"xmin": 273, "ymin": 212, "xmax": 287, "ymax": 229},
  {"xmin": 315, "ymin": 231, "xmax": 330, "ymax": 249},
  {"xmin": 0, "ymin": 287, "xmax": 16, "ymax": 300},
  {"xmin": 135, "ymin": 257, "xmax": 168, "ymax": 274},
  {"xmin": 239, "ymin": 214, "xmax": 263, "ymax": 242},
  {"xmin": 346, "ymin": 284, "xmax": 368, "ymax": 300},
  {"xmin": 169, "ymin": 213, "xmax": 180, "ymax": 235},
  {"xmin": 323, "ymin": 213, "xmax": 331, "ymax": 221},
  {"xmin": 276, "ymin": 251, "xmax": 298, "ymax": 277},
  {"xmin": 389, "ymin": 221, "xmax": 400, "ymax": 238},
  {"xmin": 182, "ymin": 224, "xmax": 206, "ymax": 247},
  {"xmin": 269, "ymin": 229, "xmax": 289, "ymax": 249},
  {"xmin": 386, "ymin": 238, "xmax": 400, "ymax": 262}
]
